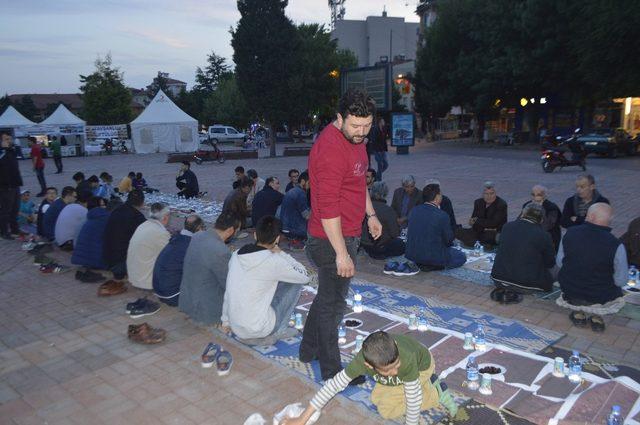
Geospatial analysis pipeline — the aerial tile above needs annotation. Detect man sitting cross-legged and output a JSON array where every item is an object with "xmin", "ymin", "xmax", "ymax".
[
  {"xmin": 280, "ymin": 170, "xmax": 310, "ymax": 248},
  {"xmin": 405, "ymin": 184, "xmax": 466, "ymax": 271},
  {"xmin": 222, "ymin": 216, "xmax": 309, "ymax": 344},
  {"xmin": 360, "ymin": 182, "xmax": 405, "ymax": 259},
  {"xmin": 557, "ymin": 203, "xmax": 628, "ymax": 332},
  {"xmin": 455, "ymin": 181, "xmax": 507, "ymax": 248},
  {"xmin": 490, "ymin": 203, "xmax": 557, "ymax": 304},
  {"xmin": 179, "ymin": 211, "xmax": 241, "ymax": 326},
  {"xmin": 282, "ymin": 331, "xmax": 459, "ymax": 425},
  {"xmin": 152, "ymin": 214, "xmax": 204, "ymax": 307}
]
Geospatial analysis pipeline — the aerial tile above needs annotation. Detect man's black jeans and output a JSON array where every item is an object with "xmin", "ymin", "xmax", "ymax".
[
  {"xmin": 299, "ymin": 235, "xmax": 359, "ymax": 380},
  {"xmin": 0, "ymin": 187, "xmax": 19, "ymax": 235}
]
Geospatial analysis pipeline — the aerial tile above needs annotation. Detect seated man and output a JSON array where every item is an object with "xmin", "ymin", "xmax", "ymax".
[
  {"xmin": 103, "ymin": 189, "xmax": 146, "ymax": 285},
  {"xmin": 251, "ymin": 176, "xmax": 284, "ymax": 226},
  {"xmin": 280, "ymin": 171, "xmax": 310, "ymax": 245},
  {"xmin": 179, "ymin": 212, "xmax": 240, "ymax": 326},
  {"xmin": 366, "ymin": 168, "xmax": 376, "ymax": 192},
  {"xmin": 361, "ymin": 182, "xmax": 405, "ymax": 259},
  {"xmin": 72, "ymin": 197, "xmax": 111, "ymax": 272},
  {"xmin": 222, "ymin": 216, "xmax": 309, "ymax": 343},
  {"xmin": 282, "ymin": 331, "xmax": 458, "ymax": 425},
  {"xmin": 152, "ymin": 214, "xmax": 204, "ymax": 306},
  {"xmin": 561, "ymin": 174, "xmax": 609, "ymax": 229},
  {"xmin": 37, "ymin": 187, "xmax": 57, "ymax": 238},
  {"xmin": 17, "ymin": 190, "xmax": 36, "ymax": 233},
  {"xmin": 117, "ymin": 171, "xmax": 136, "ymax": 194},
  {"xmin": 176, "ymin": 161, "xmax": 199, "ymax": 198},
  {"xmin": 406, "ymin": 184, "xmax": 466, "ymax": 270},
  {"xmin": 491, "ymin": 203, "xmax": 556, "ymax": 304},
  {"xmin": 455, "ymin": 181, "xmax": 507, "ymax": 247},
  {"xmin": 391, "ymin": 175, "xmax": 422, "ymax": 228},
  {"xmin": 132, "ymin": 172, "xmax": 147, "ymax": 191},
  {"xmin": 425, "ymin": 179, "xmax": 457, "ymax": 232},
  {"xmin": 73, "ymin": 172, "xmax": 93, "ymax": 199},
  {"xmin": 87, "ymin": 175, "xmax": 100, "ymax": 197},
  {"xmin": 621, "ymin": 216, "xmax": 640, "ymax": 267},
  {"xmin": 222, "ymin": 176, "xmax": 252, "ymax": 228},
  {"xmin": 246, "ymin": 169, "xmax": 265, "ymax": 209},
  {"xmin": 285, "ymin": 169, "xmax": 299, "ymax": 192},
  {"xmin": 557, "ymin": 203, "xmax": 628, "ymax": 332},
  {"xmin": 42, "ymin": 186, "xmax": 76, "ymax": 241},
  {"xmin": 54, "ymin": 192, "xmax": 90, "ymax": 249},
  {"xmin": 232, "ymin": 166, "xmax": 245, "ymax": 190},
  {"xmin": 96, "ymin": 172, "xmax": 117, "ymax": 200},
  {"xmin": 127, "ymin": 202, "xmax": 171, "ymax": 290},
  {"xmin": 523, "ymin": 184, "xmax": 562, "ymax": 252}
]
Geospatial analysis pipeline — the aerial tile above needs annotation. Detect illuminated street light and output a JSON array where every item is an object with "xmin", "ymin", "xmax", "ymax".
[
  {"xmin": 530, "ymin": 98, "xmax": 535, "ymax": 104},
  {"xmin": 540, "ymin": 97, "xmax": 547, "ymax": 104},
  {"xmin": 329, "ymin": 69, "xmax": 339, "ymax": 79},
  {"xmin": 520, "ymin": 98, "xmax": 528, "ymax": 107}
]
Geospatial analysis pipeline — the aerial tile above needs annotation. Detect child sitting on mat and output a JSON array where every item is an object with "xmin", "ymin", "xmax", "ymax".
[{"xmin": 281, "ymin": 331, "xmax": 459, "ymax": 425}]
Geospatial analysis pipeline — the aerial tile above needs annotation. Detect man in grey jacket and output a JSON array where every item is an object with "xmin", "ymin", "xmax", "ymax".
[{"xmin": 179, "ymin": 211, "xmax": 241, "ymax": 326}]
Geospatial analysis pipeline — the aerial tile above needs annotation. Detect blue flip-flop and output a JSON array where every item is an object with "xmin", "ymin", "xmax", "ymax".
[
  {"xmin": 216, "ymin": 349, "xmax": 233, "ymax": 376},
  {"xmin": 201, "ymin": 342, "xmax": 221, "ymax": 368}
]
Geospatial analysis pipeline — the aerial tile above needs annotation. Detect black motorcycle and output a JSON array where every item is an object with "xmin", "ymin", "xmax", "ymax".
[{"xmin": 541, "ymin": 130, "xmax": 586, "ymax": 173}]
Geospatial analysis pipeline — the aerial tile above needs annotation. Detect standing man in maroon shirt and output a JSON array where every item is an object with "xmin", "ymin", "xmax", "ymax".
[
  {"xmin": 28, "ymin": 137, "xmax": 47, "ymax": 197},
  {"xmin": 299, "ymin": 89, "xmax": 382, "ymax": 381}
]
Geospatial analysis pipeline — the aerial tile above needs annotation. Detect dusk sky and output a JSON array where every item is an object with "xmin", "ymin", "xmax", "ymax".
[{"xmin": 0, "ymin": 0, "xmax": 420, "ymax": 95}]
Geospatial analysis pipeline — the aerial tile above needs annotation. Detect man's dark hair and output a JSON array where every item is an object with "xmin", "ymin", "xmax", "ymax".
[
  {"xmin": 184, "ymin": 214, "xmax": 204, "ymax": 233},
  {"xmin": 126, "ymin": 189, "xmax": 145, "ymax": 207},
  {"xmin": 136, "ymin": 172, "xmax": 143, "ymax": 179},
  {"xmin": 215, "ymin": 211, "xmax": 241, "ymax": 231},
  {"xmin": 247, "ymin": 169, "xmax": 258, "ymax": 179},
  {"xmin": 265, "ymin": 176, "xmax": 277, "ymax": 187},
  {"xmin": 61, "ymin": 186, "xmax": 76, "ymax": 198},
  {"xmin": 181, "ymin": 161, "xmax": 191, "ymax": 168},
  {"xmin": 72, "ymin": 172, "xmax": 85, "ymax": 182},
  {"xmin": 299, "ymin": 171, "xmax": 309, "ymax": 184},
  {"xmin": 288, "ymin": 169, "xmax": 299, "ymax": 177},
  {"xmin": 577, "ymin": 173, "xmax": 595, "ymax": 185},
  {"xmin": 99, "ymin": 171, "xmax": 109, "ymax": 179},
  {"xmin": 255, "ymin": 216, "xmax": 281, "ymax": 245},
  {"xmin": 88, "ymin": 175, "xmax": 99, "ymax": 184},
  {"xmin": 128, "ymin": 171, "xmax": 136, "ymax": 178},
  {"xmin": 422, "ymin": 184, "xmax": 441, "ymax": 203},
  {"xmin": 239, "ymin": 176, "xmax": 253, "ymax": 189},
  {"xmin": 77, "ymin": 191, "xmax": 91, "ymax": 204},
  {"xmin": 338, "ymin": 89, "xmax": 376, "ymax": 119},
  {"xmin": 87, "ymin": 196, "xmax": 105, "ymax": 210},
  {"xmin": 234, "ymin": 166, "xmax": 245, "ymax": 174},
  {"xmin": 362, "ymin": 331, "xmax": 399, "ymax": 368},
  {"xmin": 45, "ymin": 187, "xmax": 58, "ymax": 194},
  {"xmin": 521, "ymin": 203, "xmax": 545, "ymax": 224},
  {"xmin": 367, "ymin": 168, "xmax": 377, "ymax": 178}
]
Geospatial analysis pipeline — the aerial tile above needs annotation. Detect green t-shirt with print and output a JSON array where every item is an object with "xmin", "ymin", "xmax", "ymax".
[
  {"xmin": 50, "ymin": 140, "xmax": 61, "ymax": 156},
  {"xmin": 345, "ymin": 334, "xmax": 432, "ymax": 386}
]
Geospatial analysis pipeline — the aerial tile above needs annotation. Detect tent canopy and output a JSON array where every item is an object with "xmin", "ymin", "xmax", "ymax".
[
  {"xmin": 130, "ymin": 90, "xmax": 198, "ymax": 153},
  {"xmin": 131, "ymin": 90, "xmax": 196, "ymax": 125},
  {"xmin": 41, "ymin": 104, "xmax": 85, "ymax": 125},
  {"xmin": 0, "ymin": 106, "xmax": 36, "ymax": 127}
]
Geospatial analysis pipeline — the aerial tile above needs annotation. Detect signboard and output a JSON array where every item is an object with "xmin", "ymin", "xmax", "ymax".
[
  {"xmin": 391, "ymin": 113, "xmax": 415, "ymax": 147},
  {"xmin": 85, "ymin": 125, "xmax": 128, "ymax": 140},
  {"xmin": 14, "ymin": 125, "xmax": 84, "ymax": 137},
  {"xmin": 341, "ymin": 65, "xmax": 392, "ymax": 112}
]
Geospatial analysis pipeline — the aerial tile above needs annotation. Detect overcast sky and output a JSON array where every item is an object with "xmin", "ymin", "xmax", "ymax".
[{"xmin": 0, "ymin": 0, "xmax": 420, "ymax": 94}]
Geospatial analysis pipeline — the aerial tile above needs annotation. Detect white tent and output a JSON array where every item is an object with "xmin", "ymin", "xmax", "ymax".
[
  {"xmin": 0, "ymin": 106, "xmax": 36, "ymax": 127},
  {"xmin": 41, "ymin": 104, "xmax": 85, "ymax": 126},
  {"xmin": 130, "ymin": 90, "xmax": 198, "ymax": 153}
]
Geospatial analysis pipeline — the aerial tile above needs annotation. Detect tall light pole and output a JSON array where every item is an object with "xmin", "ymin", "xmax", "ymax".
[{"xmin": 328, "ymin": 0, "xmax": 346, "ymax": 30}]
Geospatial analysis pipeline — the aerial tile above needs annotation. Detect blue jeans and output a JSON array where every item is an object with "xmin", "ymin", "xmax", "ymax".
[
  {"xmin": 271, "ymin": 282, "xmax": 303, "ymax": 334},
  {"xmin": 446, "ymin": 247, "xmax": 467, "ymax": 269},
  {"xmin": 374, "ymin": 152, "xmax": 388, "ymax": 181},
  {"xmin": 35, "ymin": 168, "xmax": 47, "ymax": 193}
]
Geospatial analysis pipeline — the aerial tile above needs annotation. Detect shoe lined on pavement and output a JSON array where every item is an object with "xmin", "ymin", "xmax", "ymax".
[
  {"xmin": 127, "ymin": 323, "xmax": 166, "ymax": 344},
  {"xmin": 392, "ymin": 262, "xmax": 420, "ymax": 277},
  {"xmin": 129, "ymin": 299, "xmax": 160, "ymax": 319},
  {"xmin": 22, "ymin": 241, "xmax": 37, "ymax": 251},
  {"xmin": 40, "ymin": 263, "xmax": 67, "ymax": 274},
  {"xmin": 201, "ymin": 343, "xmax": 221, "ymax": 368},
  {"xmin": 98, "ymin": 280, "xmax": 127, "ymax": 297},
  {"xmin": 383, "ymin": 261, "xmax": 399, "ymax": 275},
  {"xmin": 34, "ymin": 255, "xmax": 54, "ymax": 266},
  {"xmin": 126, "ymin": 298, "xmax": 147, "ymax": 314},
  {"xmin": 215, "ymin": 349, "xmax": 233, "ymax": 376}
]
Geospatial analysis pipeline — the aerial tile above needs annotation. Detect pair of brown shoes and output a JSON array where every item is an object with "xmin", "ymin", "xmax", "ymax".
[
  {"xmin": 128, "ymin": 323, "xmax": 167, "ymax": 344},
  {"xmin": 98, "ymin": 280, "xmax": 127, "ymax": 296}
]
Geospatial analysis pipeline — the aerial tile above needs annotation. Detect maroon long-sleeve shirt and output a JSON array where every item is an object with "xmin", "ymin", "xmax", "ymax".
[{"xmin": 308, "ymin": 124, "xmax": 367, "ymax": 239}]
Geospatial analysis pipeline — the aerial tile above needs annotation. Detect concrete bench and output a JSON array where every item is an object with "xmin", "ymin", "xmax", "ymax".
[{"xmin": 283, "ymin": 146, "xmax": 312, "ymax": 157}]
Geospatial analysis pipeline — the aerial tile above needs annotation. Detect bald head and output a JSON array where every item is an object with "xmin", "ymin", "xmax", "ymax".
[
  {"xmin": 586, "ymin": 203, "xmax": 612, "ymax": 227},
  {"xmin": 184, "ymin": 214, "xmax": 204, "ymax": 233}
]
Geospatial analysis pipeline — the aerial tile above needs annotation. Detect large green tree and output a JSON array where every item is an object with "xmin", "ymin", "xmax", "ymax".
[
  {"xmin": 202, "ymin": 75, "xmax": 251, "ymax": 129},
  {"xmin": 194, "ymin": 52, "xmax": 232, "ymax": 93},
  {"xmin": 232, "ymin": 0, "xmax": 300, "ymax": 156},
  {"xmin": 0, "ymin": 94, "xmax": 11, "ymax": 115},
  {"xmin": 79, "ymin": 54, "xmax": 132, "ymax": 125}
]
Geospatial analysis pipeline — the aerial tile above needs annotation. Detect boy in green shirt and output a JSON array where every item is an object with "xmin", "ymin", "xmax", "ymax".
[{"xmin": 282, "ymin": 331, "xmax": 458, "ymax": 425}]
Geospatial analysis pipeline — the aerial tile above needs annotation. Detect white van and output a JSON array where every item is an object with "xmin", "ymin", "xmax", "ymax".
[{"xmin": 207, "ymin": 125, "xmax": 246, "ymax": 144}]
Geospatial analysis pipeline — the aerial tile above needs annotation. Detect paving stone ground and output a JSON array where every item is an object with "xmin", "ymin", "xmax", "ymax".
[{"xmin": 2, "ymin": 140, "xmax": 639, "ymax": 424}]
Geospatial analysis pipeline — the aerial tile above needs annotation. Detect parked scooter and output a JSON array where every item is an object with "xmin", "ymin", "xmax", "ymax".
[{"xmin": 541, "ymin": 129, "xmax": 586, "ymax": 173}]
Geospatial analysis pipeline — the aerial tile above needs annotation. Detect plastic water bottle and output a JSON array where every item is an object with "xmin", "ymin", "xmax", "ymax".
[
  {"xmin": 466, "ymin": 356, "xmax": 480, "ymax": 390},
  {"xmin": 353, "ymin": 291, "xmax": 363, "ymax": 313},
  {"xmin": 607, "ymin": 405, "xmax": 623, "ymax": 425},
  {"xmin": 473, "ymin": 324, "xmax": 487, "ymax": 351},
  {"xmin": 474, "ymin": 240, "xmax": 483, "ymax": 256},
  {"xmin": 629, "ymin": 266, "xmax": 638, "ymax": 286},
  {"xmin": 288, "ymin": 313, "xmax": 296, "ymax": 327},
  {"xmin": 568, "ymin": 350, "xmax": 582, "ymax": 383}
]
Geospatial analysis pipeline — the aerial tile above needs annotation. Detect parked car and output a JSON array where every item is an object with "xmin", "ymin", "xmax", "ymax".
[
  {"xmin": 577, "ymin": 128, "xmax": 638, "ymax": 157},
  {"xmin": 207, "ymin": 125, "xmax": 247, "ymax": 144}
]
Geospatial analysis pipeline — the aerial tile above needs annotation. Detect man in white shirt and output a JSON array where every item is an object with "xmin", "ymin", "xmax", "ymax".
[{"xmin": 54, "ymin": 192, "xmax": 89, "ymax": 249}]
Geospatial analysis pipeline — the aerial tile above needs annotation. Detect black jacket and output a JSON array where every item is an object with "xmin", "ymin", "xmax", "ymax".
[
  {"xmin": 251, "ymin": 186, "xmax": 284, "ymax": 225},
  {"xmin": 361, "ymin": 200, "xmax": 400, "ymax": 247},
  {"xmin": 102, "ymin": 203, "xmax": 146, "ymax": 266},
  {"xmin": 622, "ymin": 217, "xmax": 640, "ymax": 267},
  {"xmin": 177, "ymin": 169, "xmax": 199, "ymax": 195},
  {"xmin": 471, "ymin": 196, "xmax": 508, "ymax": 233},
  {"xmin": 440, "ymin": 195, "xmax": 457, "ymax": 232},
  {"xmin": 523, "ymin": 199, "xmax": 562, "ymax": 251},
  {"xmin": 0, "ymin": 147, "xmax": 23, "ymax": 189},
  {"xmin": 560, "ymin": 191, "xmax": 609, "ymax": 228},
  {"xmin": 391, "ymin": 187, "xmax": 422, "ymax": 220},
  {"xmin": 491, "ymin": 219, "xmax": 556, "ymax": 292}
]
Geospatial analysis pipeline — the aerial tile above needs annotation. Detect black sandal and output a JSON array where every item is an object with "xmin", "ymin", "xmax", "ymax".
[
  {"xmin": 502, "ymin": 290, "xmax": 523, "ymax": 304},
  {"xmin": 569, "ymin": 311, "xmax": 588, "ymax": 327},
  {"xmin": 490, "ymin": 288, "xmax": 505, "ymax": 302},
  {"xmin": 589, "ymin": 315, "xmax": 605, "ymax": 332}
]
